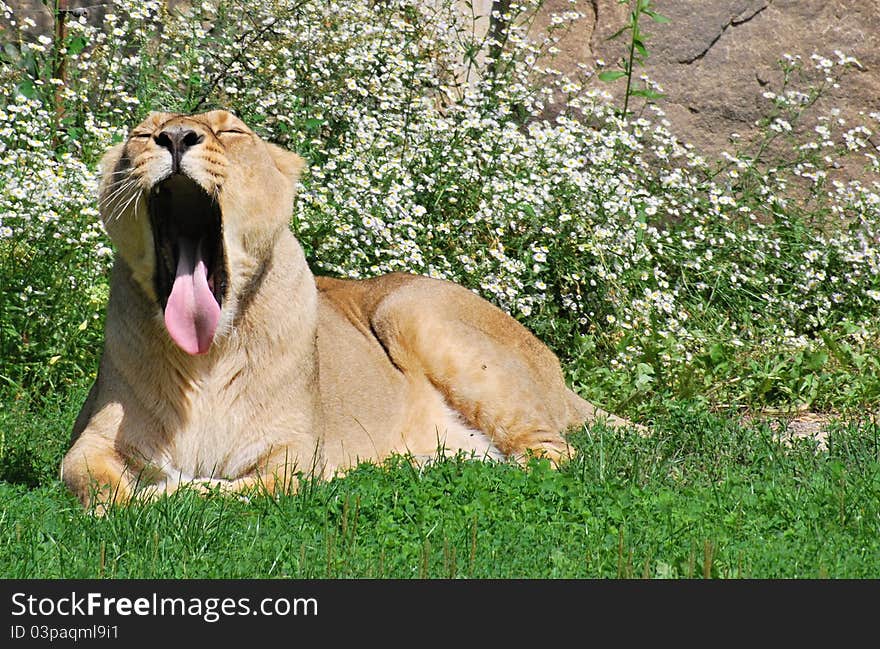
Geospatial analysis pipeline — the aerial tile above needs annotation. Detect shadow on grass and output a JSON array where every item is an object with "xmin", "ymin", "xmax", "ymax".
[
  {"xmin": 0, "ymin": 446, "xmax": 43, "ymax": 488},
  {"xmin": 0, "ymin": 383, "xmax": 87, "ymax": 489}
]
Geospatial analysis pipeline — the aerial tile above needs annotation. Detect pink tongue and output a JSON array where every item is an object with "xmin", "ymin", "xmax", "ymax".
[{"xmin": 164, "ymin": 239, "xmax": 221, "ymax": 355}]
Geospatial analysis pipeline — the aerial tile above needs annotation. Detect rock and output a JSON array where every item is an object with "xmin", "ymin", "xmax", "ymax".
[
  {"xmin": 0, "ymin": 1, "xmax": 107, "ymax": 34},
  {"xmin": 534, "ymin": 0, "xmax": 880, "ymax": 182}
]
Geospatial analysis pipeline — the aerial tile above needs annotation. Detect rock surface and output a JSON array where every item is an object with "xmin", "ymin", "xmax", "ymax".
[{"xmin": 535, "ymin": 0, "xmax": 880, "ymax": 175}]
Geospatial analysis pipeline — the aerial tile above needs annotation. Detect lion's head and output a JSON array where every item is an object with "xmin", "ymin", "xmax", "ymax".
[{"xmin": 99, "ymin": 110, "xmax": 305, "ymax": 355}]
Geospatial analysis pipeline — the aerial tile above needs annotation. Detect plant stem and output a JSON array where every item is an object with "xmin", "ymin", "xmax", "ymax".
[
  {"xmin": 622, "ymin": 5, "xmax": 639, "ymax": 117},
  {"xmin": 52, "ymin": 0, "xmax": 69, "ymax": 148}
]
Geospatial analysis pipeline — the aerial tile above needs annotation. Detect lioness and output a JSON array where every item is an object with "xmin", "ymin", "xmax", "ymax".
[{"xmin": 61, "ymin": 110, "xmax": 632, "ymax": 510}]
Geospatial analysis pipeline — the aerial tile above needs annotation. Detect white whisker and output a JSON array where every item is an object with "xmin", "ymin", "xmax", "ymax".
[
  {"xmin": 102, "ymin": 172, "xmax": 135, "ymax": 190},
  {"xmin": 100, "ymin": 180, "xmax": 138, "ymax": 211},
  {"xmin": 107, "ymin": 187, "xmax": 144, "ymax": 223},
  {"xmin": 101, "ymin": 187, "xmax": 138, "ymax": 221}
]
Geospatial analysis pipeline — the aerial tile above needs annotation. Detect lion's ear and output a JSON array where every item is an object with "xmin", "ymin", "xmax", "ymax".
[
  {"xmin": 100, "ymin": 142, "xmax": 125, "ymax": 173},
  {"xmin": 267, "ymin": 142, "xmax": 306, "ymax": 187},
  {"xmin": 98, "ymin": 142, "xmax": 126, "ymax": 192}
]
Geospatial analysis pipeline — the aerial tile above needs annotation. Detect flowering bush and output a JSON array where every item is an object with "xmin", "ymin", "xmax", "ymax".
[{"xmin": 2, "ymin": 0, "xmax": 880, "ymax": 412}]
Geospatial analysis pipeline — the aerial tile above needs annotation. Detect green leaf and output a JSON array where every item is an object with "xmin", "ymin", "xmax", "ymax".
[
  {"xmin": 598, "ymin": 70, "xmax": 627, "ymax": 82},
  {"xmin": 66, "ymin": 126, "xmax": 84, "ymax": 143},
  {"xmin": 518, "ymin": 203, "xmax": 537, "ymax": 219},
  {"xmin": 634, "ymin": 362, "xmax": 655, "ymax": 390},
  {"xmin": 16, "ymin": 78, "xmax": 35, "ymax": 99},
  {"xmin": 66, "ymin": 35, "xmax": 87, "ymax": 56},
  {"xmin": 633, "ymin": 39, "xmax": 649, "ymax": 59},
  {"xmin": 708, "ymin": 343, "xmax": 728, "ymax": 365},
  {"xmin": 630, "ymin": 88, "xmax": 665, "ymax": 99},
  {"xmin": 304, "ymin": 118, "xmax": 324, "ymax": 130},
  {"xmin": 804, "ymin": 350, "xmax": 829, "ymax": 372},
  {"xmin": 644, "ymin": 10, "xmax": 671, "ymax": 24},
  {"xmin": 3, "ymin": 43, "xmax": 21, "ymax": 64},
  {"xmin": 607, "ymin": 25, "xmax": 630, "ymax": 41}
]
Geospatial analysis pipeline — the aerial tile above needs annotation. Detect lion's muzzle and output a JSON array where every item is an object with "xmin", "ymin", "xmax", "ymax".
[{"xmin": 154, "ymin": 124, "xmax": 205, "ymax": 175}]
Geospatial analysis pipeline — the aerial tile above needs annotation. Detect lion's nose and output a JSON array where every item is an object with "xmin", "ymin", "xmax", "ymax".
[{"xmin": 154, "ymin": 126, "xmax": 204, "ymax": 173}]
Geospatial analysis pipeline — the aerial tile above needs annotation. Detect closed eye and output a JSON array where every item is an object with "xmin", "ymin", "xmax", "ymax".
[
  {"xmin": 130, "ymin": 133, "xmax": 151, "ymax": 139},
  {"xmin": 218, "ymin": 129, "xmax": 247, "ymax": 136}
]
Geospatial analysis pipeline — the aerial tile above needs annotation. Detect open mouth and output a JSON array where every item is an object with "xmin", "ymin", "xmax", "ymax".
[{"xmin": 148, "ymin": 174, "xmax": 227, "ymax": 355}]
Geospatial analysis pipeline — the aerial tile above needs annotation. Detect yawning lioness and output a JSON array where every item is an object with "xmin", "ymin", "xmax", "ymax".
[{"xmin": 61, "ymin": 110, "xmax": 632, "ymax": 510}]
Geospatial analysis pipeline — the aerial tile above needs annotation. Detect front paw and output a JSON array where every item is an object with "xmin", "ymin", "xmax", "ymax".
[
  {"xmin": 188, "ymin": 477, "xmax": 233, "ymax": 495},
  {"xmin": 65, "ymin": 475, "xmax": 133, "ymax": 516},
  {"xmin": 173, "ymin": 477, "xmax": 252, "ymax": 502}
]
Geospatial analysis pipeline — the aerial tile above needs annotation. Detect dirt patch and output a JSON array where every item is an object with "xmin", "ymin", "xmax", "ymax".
[{"xmin": 743, "ymin": 411, "xmax": 835, "ymax": 449}]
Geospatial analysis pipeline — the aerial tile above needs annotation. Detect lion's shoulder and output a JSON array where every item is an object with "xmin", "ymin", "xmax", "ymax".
[{"xmin": 316, "ymin": 271, "xmax": 420, "ymax": 307}]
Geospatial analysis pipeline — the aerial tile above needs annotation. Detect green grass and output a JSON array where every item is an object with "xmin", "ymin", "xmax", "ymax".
[
  {"xmin": 3, "ymin": 386, "xmax": 879, "ymax": 578},
  {"xmin": 3, "ymin": 0, "xmax": 880, "ymax": 580}
]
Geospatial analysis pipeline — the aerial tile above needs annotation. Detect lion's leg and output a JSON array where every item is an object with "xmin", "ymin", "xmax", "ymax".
[
  {"xmin": 369, "ymin": 279, "xmax": 597, "ymax": 463},
  {"xmin": 61, "ymin": 436, "xmax": 135, "ymax": 514},
  {"xmin": 217, "ymin": 472, "xmax": 298, "ymax": 496}
]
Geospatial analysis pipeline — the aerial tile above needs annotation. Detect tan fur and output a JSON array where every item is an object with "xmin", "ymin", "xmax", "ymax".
[{"xmin": 61, "ymin": 110, "xmax": 633, "ymax": 511}]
